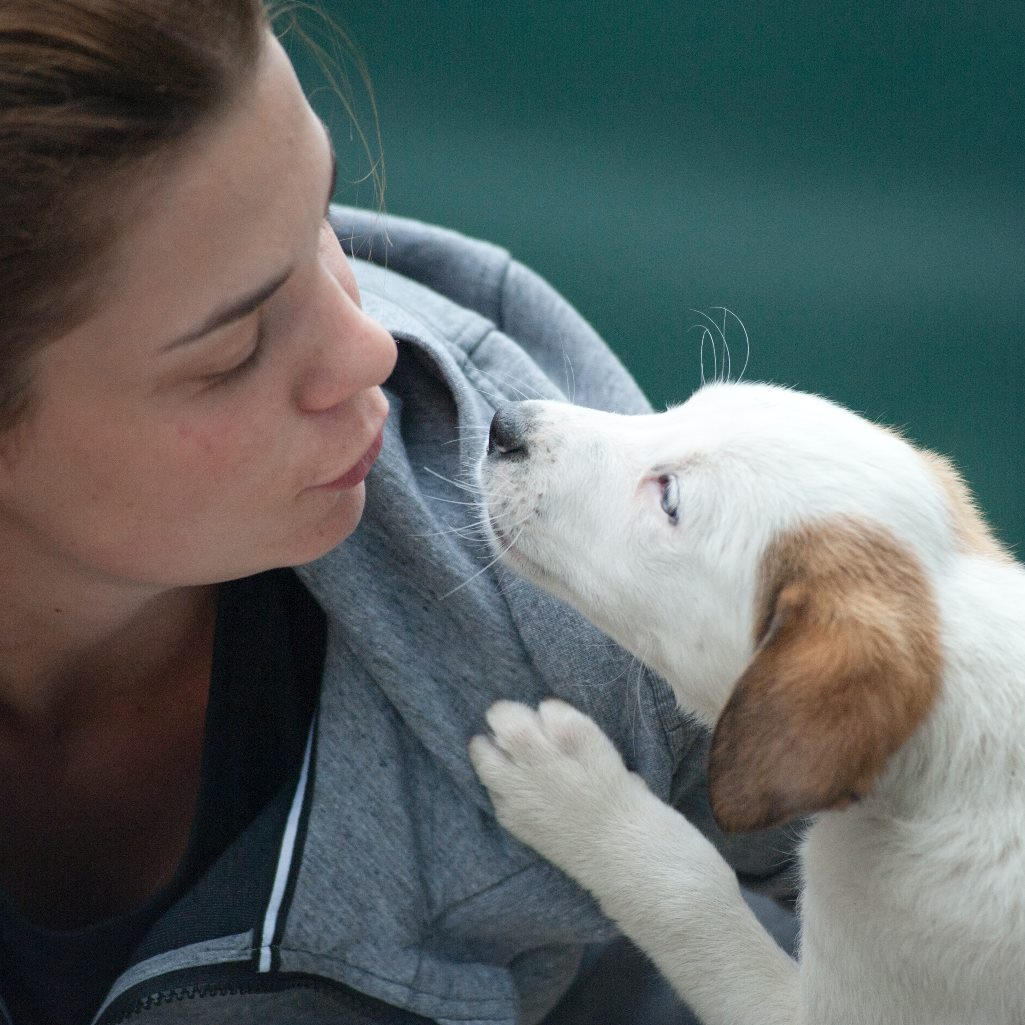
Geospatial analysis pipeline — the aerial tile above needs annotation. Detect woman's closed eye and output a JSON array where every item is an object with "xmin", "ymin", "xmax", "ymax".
[{"xmin": 202, "ymin": 312, "xmax": 269, "ymax": 386}]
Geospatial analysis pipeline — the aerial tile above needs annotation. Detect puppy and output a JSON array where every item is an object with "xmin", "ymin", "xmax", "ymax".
[{"xmin": 469, "ymin": 382, "xmax": 1025, "ymax": 1025}]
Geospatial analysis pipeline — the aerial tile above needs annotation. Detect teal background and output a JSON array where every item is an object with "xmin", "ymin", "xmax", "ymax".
[{"xmin": 290, "ymin": 2, "xmax": 1023, "ymax": 550}]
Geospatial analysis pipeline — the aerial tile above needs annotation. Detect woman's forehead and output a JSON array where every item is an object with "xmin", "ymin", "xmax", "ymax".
[{"xmin": 83, "ymin": 35, "xmax": 331, "ymax": 354}]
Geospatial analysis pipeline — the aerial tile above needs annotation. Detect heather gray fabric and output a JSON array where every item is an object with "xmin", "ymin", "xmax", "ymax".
[{"xmin": 84, "ymin": 207, "xmax": 796, "ymax": 1025}]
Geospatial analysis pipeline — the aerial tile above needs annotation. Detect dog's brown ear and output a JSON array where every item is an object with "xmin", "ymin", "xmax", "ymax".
[{"xmin": 708, "ymin": 520, "xmax": 943, "ymax": 833}]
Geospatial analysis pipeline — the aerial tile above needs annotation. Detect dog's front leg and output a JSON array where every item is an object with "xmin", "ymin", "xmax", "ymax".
[{"xmin": 471, "ymin": 699, "xmax": 799, "ymax": 1025}]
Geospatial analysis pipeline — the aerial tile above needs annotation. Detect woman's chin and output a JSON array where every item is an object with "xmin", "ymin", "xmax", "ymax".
[{"xmin": 291, "ymin": 482, "xmax": 367, "ymax": 564}]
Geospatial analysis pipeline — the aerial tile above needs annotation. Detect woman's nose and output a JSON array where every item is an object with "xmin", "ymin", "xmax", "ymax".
[{"xmin": 295, "ymin": 285, "xmax": 397, "ymax": 414}]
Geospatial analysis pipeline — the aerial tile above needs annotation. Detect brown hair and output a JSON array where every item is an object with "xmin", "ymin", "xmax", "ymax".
[{"xmin": 0, "ymin": 0, "xmax": 268, "ymax": 428}]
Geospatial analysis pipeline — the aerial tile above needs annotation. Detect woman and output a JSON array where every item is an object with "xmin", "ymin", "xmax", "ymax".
[{"xmin": 0, "ymin": 2, "xmax": 795, "ymax": 1023}]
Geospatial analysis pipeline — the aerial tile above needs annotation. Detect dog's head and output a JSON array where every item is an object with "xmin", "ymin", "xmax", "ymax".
[{"xmin": 478, "ymin": 382, "xmax": 1006, "ymax": 832}]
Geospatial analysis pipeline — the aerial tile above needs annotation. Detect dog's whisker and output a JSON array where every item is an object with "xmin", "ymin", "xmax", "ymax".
[
  {"xmin": 442, "ymin": 432, "xmax": 490, "ymax": 448},
  {"xmin": 422, "ymin": 466, "xmax": 484, "ymax": 495},
  {"xmin": 423, "ymin": 494, "xmax": 481, "ymax": 508},
  {"xmin": 693, "ymin": 307, "xmax": 748, "ymax": 384},
  {"xmin": 454, "ymin": 519, "xmax": 498, "ymax": 541},
  {"xmin": 413, "ymin": 524, "xmax": 493, "ymax": 543},
  {"xmin": 626, "ymin": 644, "xmax": 661, "ymax": 750},
  {"xmin": 471, "ymin": 365, "xmax": 544, "ymax": 403},
  {"xmin": 722, "ymin": 309, "xmax": 732, "ymax": 382},
  {"xmin": 735, "ymin": 310, "xmax": 751, "ymax": 382},
  {"xmin": 440, "ymin": 520, "xmax": 529, "ymax": 600},
  {"xmin": 561, "ymin": 345, "xmax": 578, "ymax": 404},
  {"xmin": 700, "ymin": 306, "xmax": 751, "ymax": 383},
  {"xmin": 694, "ymin": 324, "xmax": 712, "ymax": 386}
]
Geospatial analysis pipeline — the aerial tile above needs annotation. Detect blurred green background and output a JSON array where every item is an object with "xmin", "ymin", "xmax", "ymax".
[{"xmin": 290, "ymin": 2, "xmax": 1023, "ymax": 551}]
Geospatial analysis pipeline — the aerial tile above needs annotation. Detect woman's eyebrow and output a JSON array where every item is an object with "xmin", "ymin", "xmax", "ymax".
[{"xmin": 162, "ymin": 266, "xmax": 293, "ymax": 352}]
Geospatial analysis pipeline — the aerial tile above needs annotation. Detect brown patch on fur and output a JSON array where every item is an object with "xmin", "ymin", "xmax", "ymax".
[
  {"xmin": 708, "ymin": 519, "xmax": 943, "ymax": 833},
  {"xmin": 919, "ymin": 450, "xmax": 1011, "ymax": 562}
]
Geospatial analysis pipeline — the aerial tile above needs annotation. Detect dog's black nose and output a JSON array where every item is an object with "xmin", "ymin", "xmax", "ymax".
[{"xmin": 488, "ymin": 404, "xmax": 531, "ymax": 458}]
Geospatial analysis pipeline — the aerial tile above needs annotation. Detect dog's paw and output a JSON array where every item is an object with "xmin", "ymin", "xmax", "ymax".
[{"xmin": 470, "ymin": 699, "xmax": 648, "ymax": 872}]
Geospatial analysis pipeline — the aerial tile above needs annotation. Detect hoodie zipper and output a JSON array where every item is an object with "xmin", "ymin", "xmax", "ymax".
[
  {"xmin": 96, "ymin": 970, "xmax": 330, "ymax": 1024},
  {"xmin": 96, "ymin": 969, "xmax": 439, "ymax": 1025}
]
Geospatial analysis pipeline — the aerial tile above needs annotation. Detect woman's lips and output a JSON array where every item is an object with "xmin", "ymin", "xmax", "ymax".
[{"xmin": 314, "ymin": 428, "xmax": 385, "ymax": 491}]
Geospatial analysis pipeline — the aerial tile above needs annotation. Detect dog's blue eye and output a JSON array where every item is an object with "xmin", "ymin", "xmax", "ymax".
[{"xmin": 659, "ymin": 474, "xmax": 680, "ymax": 525}]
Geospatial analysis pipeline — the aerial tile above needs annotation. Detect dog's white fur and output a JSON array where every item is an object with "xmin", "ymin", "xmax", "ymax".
[{"xmin": 469, "ymin": 382, "xmax": 1025, "ymax": 1025}]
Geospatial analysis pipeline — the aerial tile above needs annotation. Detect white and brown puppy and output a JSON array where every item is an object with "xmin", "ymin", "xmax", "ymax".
[{"xmin": 469, "ymin": 382, "xmax": 1025, "ymax": 1025}]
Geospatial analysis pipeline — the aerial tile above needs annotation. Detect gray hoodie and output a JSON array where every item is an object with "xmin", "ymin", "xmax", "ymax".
[{"xmin": 86, "ymin": 207, "xmax": 796, "ymax": 1025}]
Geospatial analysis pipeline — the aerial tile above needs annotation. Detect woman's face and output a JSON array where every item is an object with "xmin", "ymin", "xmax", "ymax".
[{"xmin": 0, "ymin": 35, "xmax": 397, "ymax": 589}]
